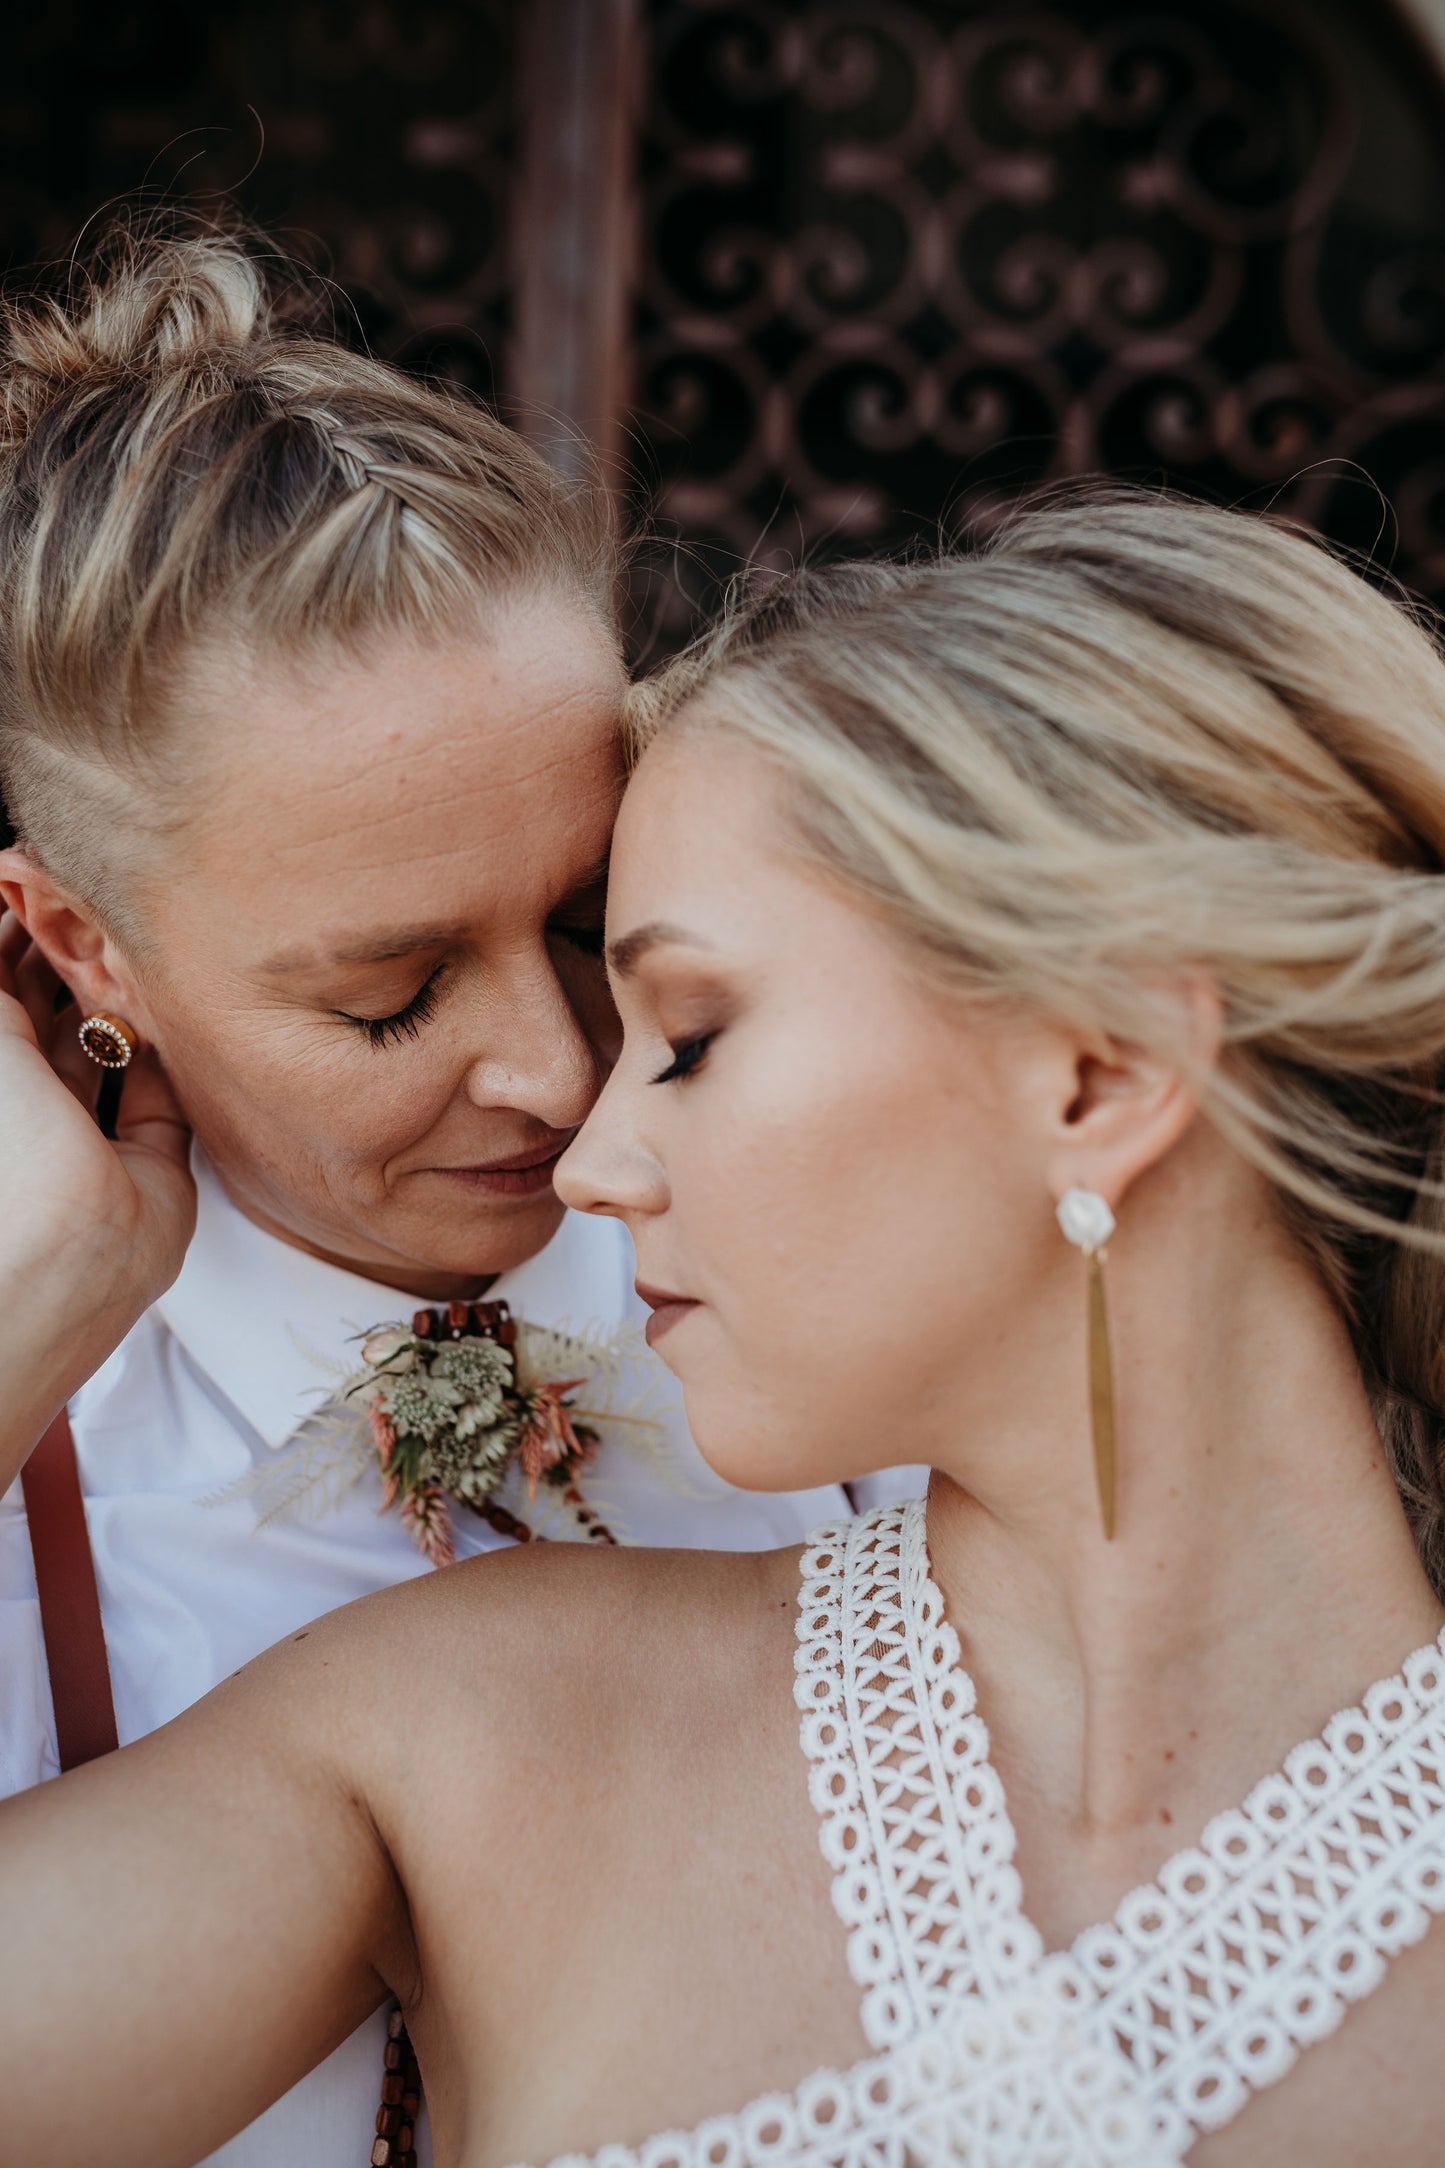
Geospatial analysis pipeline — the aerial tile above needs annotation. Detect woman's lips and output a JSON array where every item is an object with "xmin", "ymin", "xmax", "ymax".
[
  {"xmin": 635, "ymin": 1281, "xmax": 701, "ymax": 1346},
  {"xmin": 429, "ymin": 1138, "xmax": 571, "ymax": 1200}
]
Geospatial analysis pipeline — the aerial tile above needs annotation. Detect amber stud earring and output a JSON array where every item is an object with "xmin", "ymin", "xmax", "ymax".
[{"xmin": 77, "ymin": 1012, "xmax": 136, "ymax": 1070}]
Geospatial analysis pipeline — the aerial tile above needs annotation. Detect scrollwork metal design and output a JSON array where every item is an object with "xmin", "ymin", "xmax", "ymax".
[
  {"xmin": 0, "ymin": 0, "xmax": 515, "ymax": 397},
  {"xmin": 629, "ymin": 0, "xmax": 1445, "ymax": 651}
]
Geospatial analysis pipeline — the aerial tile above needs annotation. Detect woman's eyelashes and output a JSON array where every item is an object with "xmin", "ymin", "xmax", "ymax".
[
  {"xmin": 333, "ymin": 924, "xmax": 603, "ymax": 1052},
  {"xmin": 651, "ymin": 1032, "xmax": 716, "ymax": 1085},
  {"xmin": 339, "ymin": 965, "xmax": 446, "ymax": 1050}
]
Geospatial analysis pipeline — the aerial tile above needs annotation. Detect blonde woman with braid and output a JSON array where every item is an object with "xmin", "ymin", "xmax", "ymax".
[
  {"xmin": 0, "ymin": 218, "xmax": 917, "ymax": 2168},
  {"xmin": 7, "ymin": 492, "xmax": 1445, "ymax": 2164}
]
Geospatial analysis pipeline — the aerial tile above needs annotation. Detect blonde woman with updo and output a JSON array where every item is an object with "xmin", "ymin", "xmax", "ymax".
[
  {"xmin": 0, "ymin": 219, "xmax": 916, "ymax": 2168},
  {"xmin": 6, "ymin": 491, "xmax": 1445, "ymax": 2165}
]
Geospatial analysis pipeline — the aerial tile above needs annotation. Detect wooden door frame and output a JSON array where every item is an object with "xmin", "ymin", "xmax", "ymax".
[{"xmin": 510, "ymin": 0, "xmax": 641, "ymax": 485}]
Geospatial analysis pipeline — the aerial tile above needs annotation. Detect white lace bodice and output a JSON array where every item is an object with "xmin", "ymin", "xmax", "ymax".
[{"xmin": 540, "ymin": 1501, "xmax": 1445, "ymax": 2168}]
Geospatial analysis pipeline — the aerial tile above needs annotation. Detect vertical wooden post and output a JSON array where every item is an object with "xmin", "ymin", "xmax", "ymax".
[{"xmin": 511, "ymin": 0, "xmax": 640, "ymax": 483}]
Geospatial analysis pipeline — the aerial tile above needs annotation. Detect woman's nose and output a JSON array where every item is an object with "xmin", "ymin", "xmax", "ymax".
[
  {"xmin": 462, "ymin": 956, "xmax": 603, "ymax": 1132},
  {"xmin": 555, "ymin": 1069, "xmax": 668, "ymax": 1222}
]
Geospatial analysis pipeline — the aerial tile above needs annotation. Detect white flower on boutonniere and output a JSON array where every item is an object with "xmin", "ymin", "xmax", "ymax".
[
  {"xmin": 207, "ymin": 1300, "xmax": 675, "ymax": 1560},
  {"xmin": 357, "ymin": 1327, "xmax": 418, "ymax": 1372}
]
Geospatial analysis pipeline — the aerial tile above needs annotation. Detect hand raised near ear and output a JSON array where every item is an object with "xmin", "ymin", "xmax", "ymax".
[{"xmin": 0, "ymin": 910, "xmax": 196, "ymax": 1480}]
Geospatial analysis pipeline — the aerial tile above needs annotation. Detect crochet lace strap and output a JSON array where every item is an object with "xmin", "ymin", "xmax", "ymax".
[
  {"xmin": 795, "ymin": 1502, "xmax": 1445, "ymax": 2161},
  {"xmin": 793, "ymin": 1502, "xmax": 1040, "ymax": 2050},
  {"xmin": 531, "ymin": 1504, "xmax": 1445, "ymax": 2168},
  {"xmin": 1073, "ymin": 1629, "xmax": 1445, "ymax": 2155},
  {"xmin": 538, "ymin": 1960, "xmax": 1160, "ymax": 2168}
]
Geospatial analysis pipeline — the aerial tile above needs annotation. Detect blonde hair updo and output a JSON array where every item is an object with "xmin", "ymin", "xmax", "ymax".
[
  {"xmin": 631, "ymin": 493, "xmax": 1445, "ymax": 1593},
  {"xmin": 0, "ymin": 214, "xmax": 617, "ymax": 932}
]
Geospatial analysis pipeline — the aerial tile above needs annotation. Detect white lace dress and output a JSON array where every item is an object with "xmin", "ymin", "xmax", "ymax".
[{"xmin": 542, "ymin": 1500, "xmax": 1445, "ymax": 2168}]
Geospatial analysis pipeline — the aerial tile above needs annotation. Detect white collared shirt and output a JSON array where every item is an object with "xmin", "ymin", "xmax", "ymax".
[{"xmin": 0, "ymin": 1150, "xmax": 922, "ymax": 2167}]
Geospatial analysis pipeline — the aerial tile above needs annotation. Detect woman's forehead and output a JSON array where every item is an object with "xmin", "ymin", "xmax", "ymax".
[
  {"xmin": 608, "ymin": 734, "xmax": 795, "ymax": 919},
  {"xmin": 150, "ymin": 622, "xmax": 624, "ymax": 961}
]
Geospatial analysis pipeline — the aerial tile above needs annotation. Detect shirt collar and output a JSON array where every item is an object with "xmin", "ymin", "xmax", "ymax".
[{"xmin": 154, "ymin": 1147, "xmax": 627, "ymax": 1449}]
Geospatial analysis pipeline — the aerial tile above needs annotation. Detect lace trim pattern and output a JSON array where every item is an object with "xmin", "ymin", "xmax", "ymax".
[
  {"xmin": 793, "ymin": 1502, "xmax": 1041, "ymax": 2049},
  {"xmin": 1078, "ymin": 1640, "xmax": 1445, "ymax": 2152},
  {"xmin": 533, "ymin": 1504, "xmax": 1445, "ymax": 2168},
  {"xmin": 796, "ymin": 1501, "xmax": 1445, "ymax": 2156},
  {"xmin": 546, "ymin": 1960, "xmax": 1156, "ymax": 2168}
]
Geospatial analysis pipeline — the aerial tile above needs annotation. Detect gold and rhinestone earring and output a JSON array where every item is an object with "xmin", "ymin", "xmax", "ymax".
[
  {"xmin": 1055, "ymin": 1187, "xmax": 1118, "ymax": 1540},
  {"xmin": 77, "ymin": 1012, "xmax": 136, "ymax": 1069},
  {"xmin": 77, "ymin": 1013, "xmax": 136, "ymax": 1138}
]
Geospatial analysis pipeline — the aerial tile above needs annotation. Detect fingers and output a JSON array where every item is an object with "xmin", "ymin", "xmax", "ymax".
[
  {"xmin": 112, "ymin": 1051, "xmax": 197, "ymax": 1289},
  {"xmin": 16, "ymin": 939, "xmax": 72, "ymax": 1050},
  {"xmin": 49, "ymin": 1004, "xmax": 101, "ymax": 1112},
  {"xmin": 114, "ymin": 1048, "xmax": 192, "ymax": 1164},
  {"xmin": 0, "ymin": 908, "xmax": 25, "ymax": 983},
  {"xmin": 0, "ymin": 915, "xmax": 194, "ymax": 1293},
  {"xmin": 117, "ymin": 1141, "xmax": 198, "ymax": 1294},
  {"xmin": 36, "ymin": 1023, "xmax": 96, "ymax": 1119},
  {"xmin": 0, "ymin": 913, "xmax": 41, "ymax": 1052},
  {"xmin": 16, "ymin": 939, "xmax": 65, "ymax": 1019},
  {"xmin": 0, "ymin": 913, "xmax": 94, "ymax": 1108},
  {"xmin": 0, "ymin": 911, "xmax": 70, "ymax": 1050}
]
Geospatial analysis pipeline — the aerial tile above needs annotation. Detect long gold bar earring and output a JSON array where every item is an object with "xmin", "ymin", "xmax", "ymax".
[{"xmin": 1056, "ymin": 1187, "xmax": 1118, "ymax": 1541}]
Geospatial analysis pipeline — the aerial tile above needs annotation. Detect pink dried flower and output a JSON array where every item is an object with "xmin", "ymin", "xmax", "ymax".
[
  {"xmin": 517, "ymin": 1380, "xmax": 588, "ymax": 1497},
  {"xmin": 399, "ymin": 1483, "xmax": 456, "ymax": 1568},
  {"xmin": 369, "ymin": 1403, "xmax": 397, "ymax": 1471}
]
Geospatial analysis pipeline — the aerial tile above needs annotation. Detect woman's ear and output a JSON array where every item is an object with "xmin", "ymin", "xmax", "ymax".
[
  {"xmin": 1044, "ymin": 978, "xmax": 1223, "ymax": 1215},
  {"xmin": 0, "ymin": 849, "xmax": 142, "ymax": 1024}
]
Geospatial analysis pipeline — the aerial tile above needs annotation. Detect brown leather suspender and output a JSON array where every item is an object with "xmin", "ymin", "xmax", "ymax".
[
  {"xmin": 22, "ymin": 1401, "xmax": 417, "ymax": 2160},
  {"xmin": 20, "ymin": 1407, "xmax": 119, "ymax": 1770}
]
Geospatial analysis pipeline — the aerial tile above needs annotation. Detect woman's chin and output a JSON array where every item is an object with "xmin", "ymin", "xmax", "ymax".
[
  {"xmin": 376, "ymin": 1186, "xmax": 569, "ymax": 1288},
  {"xmin": 682, "ymin": 1388, "xmax": 842, "ymax": 1497}
]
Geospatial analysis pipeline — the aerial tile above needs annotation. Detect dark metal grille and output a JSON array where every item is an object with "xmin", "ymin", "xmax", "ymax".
[
  {"xmin": 0, "ymin": 0, "xmax": 515, "ymax": 397},
  {"xmin": 629, "ymin": 0, "xmax": 1445, "ymax": 649},
  {"xmin": 6, "ymin": 2, "xmax": 1445, "ymax": 652}
]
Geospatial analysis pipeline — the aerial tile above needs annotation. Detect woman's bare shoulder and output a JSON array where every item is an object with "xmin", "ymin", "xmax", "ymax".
[{"xmin": 247, "ymin": 1538, "xmax": 806, "ymax": 1818}]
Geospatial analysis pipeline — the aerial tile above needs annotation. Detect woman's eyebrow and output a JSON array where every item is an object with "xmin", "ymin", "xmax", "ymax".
[
  {"xmin": 261, "ymin": 858, "xmax": 614, "ymax": 974},
  {"xmin": 261, "ymin": 922, "xmax": 470, "ymax": 974},
  {"xmin": 607, "ymin": 921, "xmax": 716, "ymax": 976}
]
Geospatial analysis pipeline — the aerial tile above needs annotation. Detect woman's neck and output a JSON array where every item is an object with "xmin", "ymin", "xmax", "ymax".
[{"xmin": 923, "ymin": 1159, "xmax": 1443, "ymax": 1906}]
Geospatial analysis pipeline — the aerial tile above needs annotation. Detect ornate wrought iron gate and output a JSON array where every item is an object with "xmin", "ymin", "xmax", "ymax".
[{"xmin": 5, "ymin": 0, "xmax": 1445, "ymax": 647}]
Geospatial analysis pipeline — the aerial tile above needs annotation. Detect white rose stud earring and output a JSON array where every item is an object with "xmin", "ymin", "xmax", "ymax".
[{"xmin": 1055, "ymin": 1187, "xmax": 1118, "ymax": 1540}]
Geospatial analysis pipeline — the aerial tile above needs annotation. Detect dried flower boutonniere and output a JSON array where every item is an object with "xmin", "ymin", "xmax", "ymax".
[
  {"xmin": 352, "ymin": 1300, "xmax": 614, "ymax": 1564},
  {"xmin": 213, "ymin": 1298, "xmax": 672, "ymax": 1564}
]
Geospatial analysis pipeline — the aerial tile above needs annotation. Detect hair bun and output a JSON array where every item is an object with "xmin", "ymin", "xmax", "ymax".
[{"xmin": 0, "ymin": 216, "xmax": 314, "ymax": 447}]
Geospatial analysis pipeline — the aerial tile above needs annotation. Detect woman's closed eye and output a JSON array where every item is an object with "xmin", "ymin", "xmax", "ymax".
[
  {"xmin": 338, "ymin": 965, "xmax": 446, "ymax": 1049},
  {"xmin": 651, "ymin": 1033, "xmax": 716, "ymax": 1085}
]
